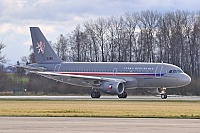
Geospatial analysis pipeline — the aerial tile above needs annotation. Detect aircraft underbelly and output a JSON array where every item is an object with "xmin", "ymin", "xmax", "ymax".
[
  {"xmin": 137, "ymin": 77, "xmax": 163, "ymax": 88},
  {"xmin": 41, "ymin": 73, "xmax": 179, "ymax": 89},
  {"xmin": 137, "ymin": 76, "xmax": 179, "ymax": 88}
]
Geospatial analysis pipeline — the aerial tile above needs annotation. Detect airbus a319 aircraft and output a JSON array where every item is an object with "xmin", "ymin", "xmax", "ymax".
[{"xmin": 21, "ymin": 27, "xmax": 191, "ymax": 99}]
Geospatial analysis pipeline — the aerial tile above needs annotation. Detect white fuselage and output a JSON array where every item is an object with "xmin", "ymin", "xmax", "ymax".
[{"xmin": 30, "ymin": 62, "xmax": 191, "ymax": 89}]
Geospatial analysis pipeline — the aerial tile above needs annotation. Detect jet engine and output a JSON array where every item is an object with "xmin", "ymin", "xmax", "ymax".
[{"xmin": 100, "ymin": 81, "xmax": 125, "ymax": 95}]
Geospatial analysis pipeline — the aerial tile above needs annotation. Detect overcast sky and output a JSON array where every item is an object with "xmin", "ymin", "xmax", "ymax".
[{"xmin": 0, "ymin": 0, "xmax": 199, "ymax": 65}]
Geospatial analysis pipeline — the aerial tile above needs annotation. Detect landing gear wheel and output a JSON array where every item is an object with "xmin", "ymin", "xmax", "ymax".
[
  {"xmin": 160, "ymin": 87, "xmax": 167, "ymax": 99},
  {"xmin": 96, "ymin": 92, "xmax": 101, "ymax": 98},
  {"xmin": 118, "ymin": 92, "xmax": 127, "ymax": 98},
  {"xmin": 91, "ymin": 91, "xmax": 101, "ymax": 98},
  {"xmin": 91, "ymin": 92, "xmax": 96, "ymax": 98},
  {"xmin": 161, "ymin": 94, "xmax": 167, "ymax": 99},
  {"xmin": 122, "ymin": 92, "xmax": 127, "ymax": 98}
]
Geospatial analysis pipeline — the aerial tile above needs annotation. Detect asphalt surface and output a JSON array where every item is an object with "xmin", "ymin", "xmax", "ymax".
[
  {"xmin": 0, "ymin": 95, "xmax": 200, "ymax": 101},
  {"xmin": 0, "ymin": 117, "xmax": 199, "ymax": 133},
  {"xmin": 0, "ymin": 96, "xmax": 199, "ymax": 133}
]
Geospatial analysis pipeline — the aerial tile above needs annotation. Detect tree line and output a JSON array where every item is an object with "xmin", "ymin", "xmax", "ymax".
[
  {"xmin": 53, "ymin": 10, "xmax": 200, "ymax": 78},
  {"xmin": 1, "ymin": 10, "xmax": 200, "ymax": 96},
  {"xmin": 22, "ymin": 10, "xmax": 200, "ymax": 95}
]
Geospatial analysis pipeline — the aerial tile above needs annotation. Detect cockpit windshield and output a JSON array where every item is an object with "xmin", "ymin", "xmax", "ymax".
[{"xmin": 169, "ymin": 70, "xmax": 183, "ymax": 73}]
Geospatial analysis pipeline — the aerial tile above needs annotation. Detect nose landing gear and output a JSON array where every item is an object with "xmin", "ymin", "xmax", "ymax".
[
  {"xmin": 161, "ymin": 93, "xmax": 167, "ymax": 99},
  {"xmin": 159, "ymin": 87, "xmax": 167, "ymax": 99}
]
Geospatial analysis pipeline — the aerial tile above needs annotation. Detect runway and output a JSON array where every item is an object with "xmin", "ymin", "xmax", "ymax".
[
  {"xmin": 0, "ymin": 117, "xmax": 199, "ymax": 133},
  {"xmin": 0, "ymin": 97, "xmax": 199, "ymax": 132},
  {"xmin": 0, "ymin": 95, "xmax": 200, "ymax": 101}
]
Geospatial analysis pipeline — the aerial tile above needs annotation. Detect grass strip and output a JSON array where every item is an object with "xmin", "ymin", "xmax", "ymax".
[{"xmin": 0, "ymin": 100, "xmax": 199, "ymax": 119}]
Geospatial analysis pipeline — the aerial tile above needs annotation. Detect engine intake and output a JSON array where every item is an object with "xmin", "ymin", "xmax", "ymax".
[{"xmin": 100, "ymin": 81, "xmax": 125, "ymax": 95}]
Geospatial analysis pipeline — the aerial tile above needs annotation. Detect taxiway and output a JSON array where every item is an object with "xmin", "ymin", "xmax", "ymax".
[
  {"xmin": 0, "ymin": 95, "xmax": 199, "ymax": 101},
  {"xmin": 0, "ymin": 117, "xmax": 199, "ymax": 133}
]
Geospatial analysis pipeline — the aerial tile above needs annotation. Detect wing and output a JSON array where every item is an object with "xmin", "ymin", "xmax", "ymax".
[
  {"xmin": 16, "ymin": 65, "xmax": 46, "ymax": 74},
  {"xmin": 30, "ymin": 71, "xmax": 126, "ymax": 87}
]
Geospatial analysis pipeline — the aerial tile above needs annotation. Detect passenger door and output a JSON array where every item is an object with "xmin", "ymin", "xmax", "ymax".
[
  {"xmin": 155, "ymin": 65, "xmax": 163, "ymax": 78},
  {"xmin": 113, "ymin": 68, "xmax": 117, "ymax": 76},
  {"xmin": 54, "ymin": 64, "xmax": 61, "ymax": 72}
]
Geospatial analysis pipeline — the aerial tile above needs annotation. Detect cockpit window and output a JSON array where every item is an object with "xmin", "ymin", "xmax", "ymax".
[
  {"xmin": 169, "ymin": 70, "xmax": 183, "ymax": 73},
  {"xmin": 177, "ymin": 70, "xmax": 183, "ymax": 73},
  {"xmin": 173, "ymin": 70, "xmax": 177, "ymax": 73}
]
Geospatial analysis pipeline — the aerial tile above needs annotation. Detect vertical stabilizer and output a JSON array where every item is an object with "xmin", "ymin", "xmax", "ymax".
[{"xmin": 30, "ymin": 27, "xmax": 62, "ymax": 64}]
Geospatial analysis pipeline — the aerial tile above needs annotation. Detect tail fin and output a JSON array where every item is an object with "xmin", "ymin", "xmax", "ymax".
[{"xmin": 30, "ymin": 27, "xmax": 62, "ymax": 64}]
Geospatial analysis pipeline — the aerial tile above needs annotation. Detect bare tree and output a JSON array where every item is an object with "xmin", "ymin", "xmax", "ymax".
[
  {"xmin": 123, "ymin": 12, "xmax": 138, "ymax": 62},
  {"xmin": 84, "ymin": 21, "xmax": 99, "ymax": 62},
  {"xmin": 0, "ymin": 43, "xmax": 7, "ymax": 64},
  {"xmin": 94, "ymin": 18, "xmax": 109, "ymax": 62},
  {"xmin": 138, "ymin": 10, "xmax": 161, "ymax": 62},
  {"xmin": 55, "ymin": 34, "xmax": 68, "ymax": 61}
]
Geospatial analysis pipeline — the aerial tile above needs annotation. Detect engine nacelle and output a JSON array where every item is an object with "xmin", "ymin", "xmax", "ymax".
[{"xmin": 100, "ymin": 81, "xmax": 125, "ymax": 95}]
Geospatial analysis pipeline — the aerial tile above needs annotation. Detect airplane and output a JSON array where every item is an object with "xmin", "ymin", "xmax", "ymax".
[{"xmin": 21, "ymin": 27, "xmax": 191, "ymax": 99}]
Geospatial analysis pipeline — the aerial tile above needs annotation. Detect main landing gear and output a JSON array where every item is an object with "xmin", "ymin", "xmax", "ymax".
[
  {"xmin": 91, "ymin": 91, "xmax": 128, "ymax": 98},
  {"xmin": 160, "ymin": 87, "xmax": 167, "ymax": 99},
  {"xmin": 91, "ymin": 91, "xmax": 101, "ymax": 98},
  {"xmin": 118, "ymin": 92, "xmax": 127, "ymax": 98}
]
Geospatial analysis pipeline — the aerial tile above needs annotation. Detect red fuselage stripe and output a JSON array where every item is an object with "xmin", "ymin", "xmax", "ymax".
[{"xmin": 58, "ymin": 72, "xmax": 157, "ymax": 76}]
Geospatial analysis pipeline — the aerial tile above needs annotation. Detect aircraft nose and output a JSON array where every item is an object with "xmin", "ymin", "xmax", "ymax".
[{"xmin": 180, "ymin": 74, "xmax": 191, "ymax": 86}]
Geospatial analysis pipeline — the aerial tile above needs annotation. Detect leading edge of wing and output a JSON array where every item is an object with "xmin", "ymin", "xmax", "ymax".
[
  {"xmin": 16, "ymin": 65, "xmax": 46, "ymax": 71},
  {"xmin": 31, "ymin": 71, "xmax": 126, "ymax": 83}
]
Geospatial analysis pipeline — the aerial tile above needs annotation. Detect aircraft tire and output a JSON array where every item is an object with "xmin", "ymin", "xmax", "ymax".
[
  {"xmin": 91, "ymin": 92, "xmax": 96, "ymax": 98},
  {"xmin": 91, "ymin": 91, "xmax": 101, "ymax": 98},
  {"xmin": 164, "ymin": 94, "xmax": 167, "ymax": 99},
  {"xmin": 123, "ymin": 92, "xmax": 127, "ymax": 98},
  {"xmin": 161, "ymin": 94, "xmax": 167, "ymax": 99},
  {"xmin": 96, "ymin": 92, "xmax": 101, "ymax": 98},
  {"xmin": 118, "ymin": 92, "xmax": 127, "ymax": 98}
]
